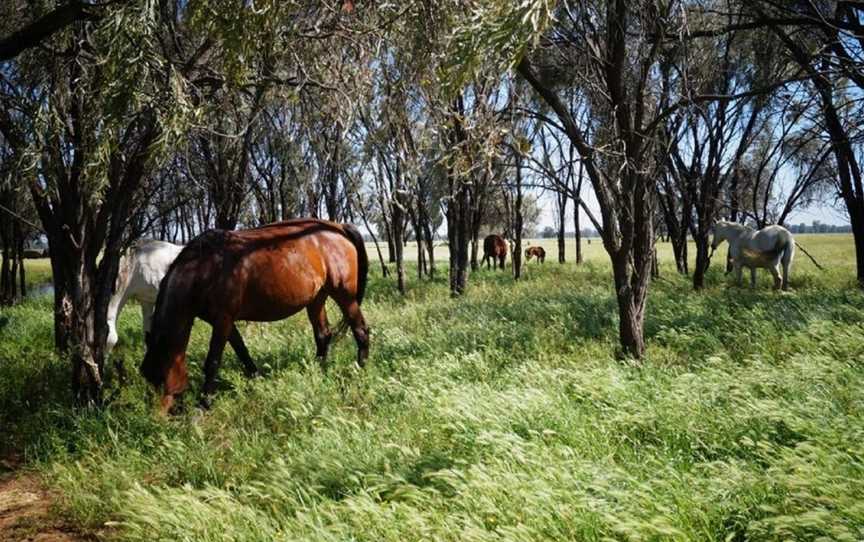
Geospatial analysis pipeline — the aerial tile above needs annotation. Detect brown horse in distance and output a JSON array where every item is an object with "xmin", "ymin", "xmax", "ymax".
[
  {"xmin": 140, "ymin": 219, "xmax": 369, "ymax": 414},
  {"xmin": 480, "ymin": 234, "xmax": 508, "ymax": 270},
  {"xmin": 525, "ymin": 246, "xmax": 546, "ymax": 263}
]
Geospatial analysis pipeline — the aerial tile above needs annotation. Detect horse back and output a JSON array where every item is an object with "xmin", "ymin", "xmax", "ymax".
[{"xmin": 166, "ymin": 220, "xmax": 362, "ymax": 323}]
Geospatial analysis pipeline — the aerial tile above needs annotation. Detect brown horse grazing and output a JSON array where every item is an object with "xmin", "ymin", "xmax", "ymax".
[
  {"xmin": 525, "ymin": 246, "xmax": 546, "ymax": 263},
  {"xmin": 480, "ymin": 234, "xmax": 508, "ymax": 270},
  {"xmin": 140, "ymin": 219, "xmax": 369, "ymax": 414}
]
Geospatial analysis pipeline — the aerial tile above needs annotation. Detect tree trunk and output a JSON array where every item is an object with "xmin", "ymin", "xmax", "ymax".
[
  {"xmin": 573, "ymin": 161, "xmax": 584, "ymax": 264},
  {"xmin": 470, "ymin": 234, "xmax": 479, "ymax": 271},
  {"xmin": 574, "ymin": 200, "xmax": 583, "ymax": 264},
  {"xmin": 854, "ymin": 214, "xmax": 864, "ymax": 287},
  {"xmin": 671, "ymin": 232, "xmax": 688, "ymax": 275},
  {"xmin": 447, "ymin": 96, "xmax": 471, "ymax": 296},
  {"xmin": 422, "ymin": 216, "xmax": 435, "ymax": 279},
  {"xmin": 611, "ymin": 252, "xmax": 649, "ymax": 358},
  {"xmin": 392, "ymin": 201, "xmax": 405, "ymax": 295},
  {"xmin": 453, "ymin": 180, "xmax": 470, "ymax": 294},
  {"xmin": 692, "ymin": 233, "xmax": 711, "ymax": 290},
  {"xmin": 557, "ymin": 191, "xmax": 566, "ymax": 263},
  {"xmin": 651, "ymin": 246, "xmax": 659, "ymax": 280},
  {"xmin": 47, "ymin": 235, "xmax": 104, "ymax": 404},
  {"xmin": 513, "ymin": 153, "xmax": 524, "ymax": 279},
  {"xmin": 385, "ymin": 220, "xmax": 395, "ymax": 263}
]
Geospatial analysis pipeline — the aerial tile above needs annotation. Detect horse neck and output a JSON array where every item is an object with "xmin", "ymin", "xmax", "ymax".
[{"xmin": 722, "ymin": 224, "xmax": 749, "ymax": 243}]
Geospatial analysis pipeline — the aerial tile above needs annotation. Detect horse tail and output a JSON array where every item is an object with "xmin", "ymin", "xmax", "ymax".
[
  {"xmin": 331, "ymin": 225, "xmax": 368, "ymax": 341},
  {"xmin": 782, "ymin": 237, "xmax": 795, "ymax": 266},
  {"xmin": 342, "ymin": 224, "xmax": 368, "ymax": 305}
]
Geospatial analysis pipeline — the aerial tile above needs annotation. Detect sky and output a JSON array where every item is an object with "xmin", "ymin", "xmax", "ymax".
[{"xmin": 532, "ymin": 184, "xmax": 851, "ymax": 234}]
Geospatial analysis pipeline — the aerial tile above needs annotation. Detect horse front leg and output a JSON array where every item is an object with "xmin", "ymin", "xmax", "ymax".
[
  {"xmin": 141, "ymin": 302, "xmax": 154, "ymax": 344},
  {"xmin": 735, "ymin": 264, "xmax": 743, "ymax": 287},
  {"xmin": 106, "ymin": 294, "xmax": 129, "ymax": 357},
  {"xmin": 306, "ymin": 298, "xmax": 332, "ymax": 371},
  {"xmin": 750, "ymin": 268, "xmax": 757, "ymax": 289},
  {"xmin": 200, "ymin": 321, "xmax": 231, "ymax": 409}
]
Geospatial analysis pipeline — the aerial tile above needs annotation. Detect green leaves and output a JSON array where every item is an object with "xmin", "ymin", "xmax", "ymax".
[{"xmin": 439, "ymin": 0, "xmax": 557, "ymax": 95}]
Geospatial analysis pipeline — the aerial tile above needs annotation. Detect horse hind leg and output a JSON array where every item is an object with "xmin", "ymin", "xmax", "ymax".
[
  {"xmin": 781, "ymin": 244, "xmax": 793, "ymax": 290},
  {"xmin": 770, "ymin": 265, "xmax": 782, "ymax": 290},
  {"xmin": 336, "ymin": 297, "xmax": 369, "ymax": 369},
  {"xmin": 306, "ymin": 297, "xmax": 332, "ymax": 371},
  {"xmin": 228, "ymin": 325, "xmax": 258, "ymax": 378}
]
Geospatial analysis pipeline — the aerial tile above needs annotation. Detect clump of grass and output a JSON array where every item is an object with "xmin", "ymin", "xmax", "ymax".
[{"xmin": 1, "ymin": 235, "xmax": 862, "ymax": 540}]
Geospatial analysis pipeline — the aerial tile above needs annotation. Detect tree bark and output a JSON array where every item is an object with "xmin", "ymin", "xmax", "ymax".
[
  {"xmin": 513, "ymin": 151, "xmax": 524, "ymax": 279},
  {"xmin": 556, "ymin": 189, "xmax": 566, "ymax": 263}
]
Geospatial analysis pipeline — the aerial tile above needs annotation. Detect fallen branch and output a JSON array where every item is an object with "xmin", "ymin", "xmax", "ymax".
[{"xmin": 795, "ymin": 241, "xmax": 824, "ymax": 271}]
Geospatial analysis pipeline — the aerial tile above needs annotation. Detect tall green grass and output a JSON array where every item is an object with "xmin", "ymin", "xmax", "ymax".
[{"xmin": 1, "ymin": 235, "xmax": 862, "ymax": 541}]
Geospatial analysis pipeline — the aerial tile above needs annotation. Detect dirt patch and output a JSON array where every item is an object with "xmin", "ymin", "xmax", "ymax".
[{"xmin": 0, "ymin": 459, "xmax": 92, "ymax": 542}]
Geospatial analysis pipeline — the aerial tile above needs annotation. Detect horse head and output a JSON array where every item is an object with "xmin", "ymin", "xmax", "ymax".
[
  {"xmin": 140, "ymin": 326, "xmax": 167, "ymax": 387},
  {"xmin": 711, "ymin": 220, "xmax": 743, "ymax": 251}
]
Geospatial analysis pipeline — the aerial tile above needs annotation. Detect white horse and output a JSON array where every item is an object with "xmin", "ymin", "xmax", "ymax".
[
  {"xmin": 106, "ymin": 240, "xmax": 184, "ymax": 356},
  {"xmin": 711, "ymin": 221, "xmax": 795, "ymax": 290}
]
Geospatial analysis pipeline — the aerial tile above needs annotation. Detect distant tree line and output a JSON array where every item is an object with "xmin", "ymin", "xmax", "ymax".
[
  {"xmin": 788, "ymin": 222, "xmax": 853, "ymax": 235},
  {"xmin": 539, "ymin": 227, "xmax": 600, "ymax": 239}
]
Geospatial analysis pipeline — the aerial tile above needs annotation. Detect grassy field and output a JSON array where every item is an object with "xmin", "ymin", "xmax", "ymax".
[{"xmin": 1, "ymin": 234, "xmax": 863, "ymax": 541}]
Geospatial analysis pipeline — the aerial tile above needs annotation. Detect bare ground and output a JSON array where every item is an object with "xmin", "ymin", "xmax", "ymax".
[{"xmin": 0, "ymin": 458, "xmax": 92, "ymax": 542}]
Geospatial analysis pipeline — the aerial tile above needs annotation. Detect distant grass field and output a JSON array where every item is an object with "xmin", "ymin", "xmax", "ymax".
[
  {"xmin": 1, "ymin": 234, "xmax": 862, "ymax": 541},
  {"xmin": 0, "ymin": 256, "xmax": 52, "ymax": 291}
]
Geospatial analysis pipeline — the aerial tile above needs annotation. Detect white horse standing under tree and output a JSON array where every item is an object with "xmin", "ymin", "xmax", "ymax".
[
  {"xmin": 711, "ymin": 221, "xmax": 795, "ymax": 290},
  {"xmin": 106, "ymin": 240, "xmax": 184, "ymax": 356}
]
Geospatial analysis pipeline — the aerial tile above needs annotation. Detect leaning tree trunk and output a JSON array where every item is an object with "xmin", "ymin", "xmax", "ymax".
[{"xmin": 573, "ymin": 161, "xmax": 584, "ymax": 264}]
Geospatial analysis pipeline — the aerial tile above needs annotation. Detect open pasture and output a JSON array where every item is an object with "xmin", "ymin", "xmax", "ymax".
[{"xmin": 1, "ymin": 234, "xmax": 862, "ymax": 541}]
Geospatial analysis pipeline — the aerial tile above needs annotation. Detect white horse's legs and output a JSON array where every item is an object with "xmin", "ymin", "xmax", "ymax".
[
  {"xmin": 769, "ymin": 265, "xmax": 782, "ymax": 290},
  {"xmin": 781, "ymin": 243, "xmax": 794, "ymax": 290},
  {"xmin": 106, "ymin": 295, "xmax": 128, "ymax": 357},
  {"xmin": 107, "ymin": 319, "xmax": 119, "ymax": 356}
]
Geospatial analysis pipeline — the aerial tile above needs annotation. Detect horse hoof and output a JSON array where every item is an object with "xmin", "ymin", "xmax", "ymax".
[{"xmin": 198, "ymin": 395, "xmax": 214, "ymax": 410}]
